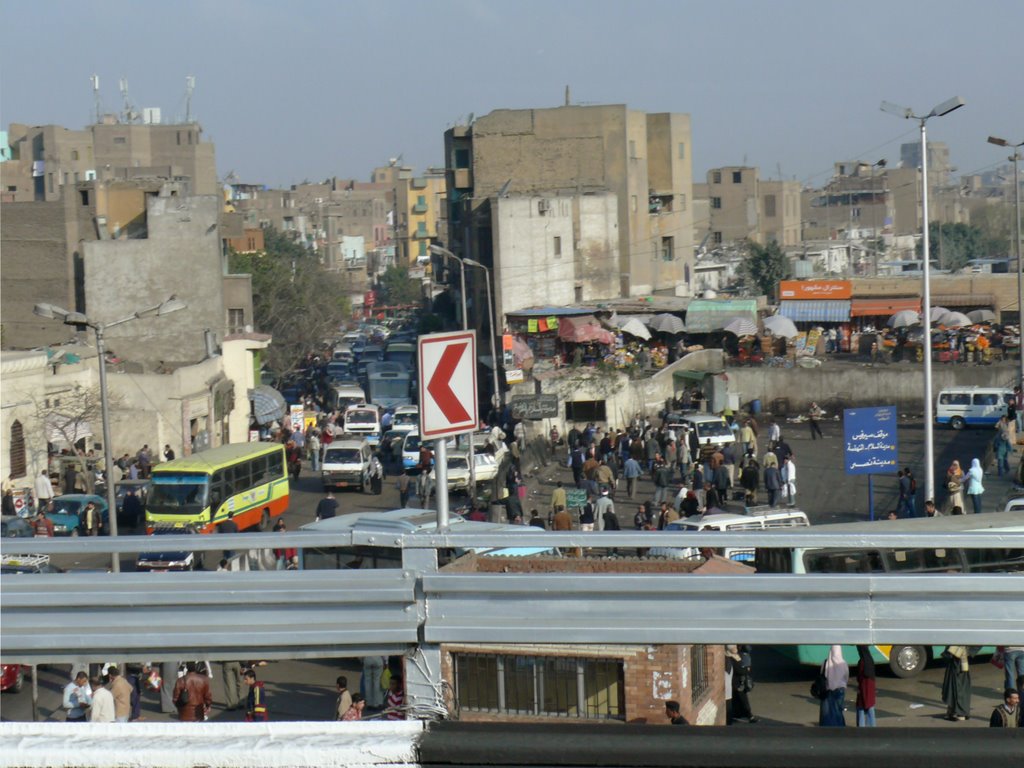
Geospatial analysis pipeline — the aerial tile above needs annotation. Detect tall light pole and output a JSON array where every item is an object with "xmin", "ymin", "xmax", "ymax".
[
  {"xmin": 464, "ymin": 258, "xmax": 502, "ymax": 412},
  {"xmin": 987, "ymin": 136, "xmax": 1024, "ymax": 390},
  {"xmin": 429, "ymin": 244, "xmax": 476, "ymax": 499},
  {"xmin": 871, "ymin": 159, "xmax": 887, "ymax": 276},
  {"xmin": 34, "ymin": 297, "xmax": 187, "ymax": 572},
  {"xmin": 881, "ymin": 96, "xmax": 965, "ymax": 503}
]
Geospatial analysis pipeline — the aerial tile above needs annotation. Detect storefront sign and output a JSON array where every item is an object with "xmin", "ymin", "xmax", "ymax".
[
  {"xmin": 505, "ymin": 368, "xmax": 524, "ymax": 385},
  {"xmin": 510, "ymin": 394, "xmax": 559, "ymax": 420},
  {"xmin": 843, "ymin": 406, "xmax": 898, "ymax": 475},
  {"xmin": 779, "ymin": 280, "xmax": 852, "ymax": 300},
  {"xmin": 289, "ymin": 405, "xmax": 305, "ymax": 433}
]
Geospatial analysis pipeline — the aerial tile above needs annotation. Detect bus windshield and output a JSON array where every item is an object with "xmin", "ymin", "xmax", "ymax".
[
  {"xmin": 369, "ymin": 378, "xmax": 410, "ymax": 399},
  {"xmin": 148, "ymin": 473, "xmax": 209, "ymax": 513},
  {"xmin": 324, "ymin": 448, "xmax": 361, "ymax": 464},
  {"xmin": 346, "ymin": 411, "xmax": 377, "ymax": 425},
  {"xmin": 394, "ymin": 412, "xmax": 418, "ymax": 428}
]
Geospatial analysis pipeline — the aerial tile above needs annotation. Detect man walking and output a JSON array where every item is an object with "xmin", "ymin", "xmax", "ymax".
[
  {"xmin": 808, "ymin": 403, "xmax": 824, "ymax": 440},
  {"xmin": 107, "ymin": 666, "xmax": 133, "ymax": 723},
  {"xmin": 315, "ymin": 491, "xmax": 338, "ymax": 521},
  {"xmin": 623, "ymin": 455, "xmax": 642, "ymax": 500},
  {"xmin": 33, "ymin": 470, "xmax": 54, "ymax": 509},
  {"xmin": 89, "ymin": 676, "xmax": 115, "ymax": 723},
  {"xmin": 220, "ymin": 660, "xmax": 244, "ymax": 711},
  {"xmin": 62, "ymin": 671, "xmax": 92, "ymax": 722},
  {"xmin": 397, "ymin": 471, "xmax": 412, "ymax": 508},
  {"xmin": 173, "ymin": 662, "xmax": 212, "ymax": 722},
  {"xmin": 243, "ymin": 669, "xmax": 268, "ymax": 721},
  {"xmin": 595, "ymin": 488, "xmax": 615, "ymax": 531}
]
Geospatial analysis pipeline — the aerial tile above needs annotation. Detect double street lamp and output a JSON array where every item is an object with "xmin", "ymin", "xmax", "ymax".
[
  {"xmin": 987, "ymin": 136, "xmax": 1024, "ymax": 391},
  {"xmin": 34, "ymin": 297, "xmax": 188, "ymax": 572},
  {"xmin": 880, "ymin": 95, "xmax": 965, "ymax": 503},
  {"xmin": 463, "ymin": 258, "xmax": 502, "ymax": 413}
]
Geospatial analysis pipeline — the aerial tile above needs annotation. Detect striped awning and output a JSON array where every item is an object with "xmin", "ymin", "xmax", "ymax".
[
  {"xmin": 684, "ymin": 299, "xmax": 758, "ymax": 333},
  {"xmin": 850, "ymin": 298, "xmax": 921, "ymax": 317},
  {"xmin": 932, "ymin": 293, "xmax": 995, "ymax": 308},
  {"xmin": 778, "ymin": 300, "xmax": 851, "ymax": 323}
]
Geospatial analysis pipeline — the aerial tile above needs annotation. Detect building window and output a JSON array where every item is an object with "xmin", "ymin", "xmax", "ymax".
[
  {"xmin": 678, "ymin": 142, "xmax": 686, "ymax": 160},
  {"xmin": 566, "ymin": 400, "xmax": 607, "ymax": 422},
  {"xmin": 418, "ymin": 240, "xmax": 428, "ymax": 257},
  {"xmin": 227, "ymin": 308, "xmax": 245, "ymax": 333},
  {"xmin": 631, "ymin": 195, "xmax": 637, "ymax": 213},
  {"xmin": 177, "ymin": 131, "xmax": 181, "ymax": 146},
  {"xmin": 113, "ymin": 137, "xmax": 127, "ymax": 144},
  {"xmin": 80, "ymin": 190, "xmax": 90, "ymax": 206},
  {"xmin": 454, "ymin": 148, "xmax": 470, "ymax": 169},
  {"xmin": 678, "ymin": 193, "xmax": 686, "ymax": 211},
  {"xmin": 9, "ymin": 421, "xmax": 26, "ymax": 478},
  {"xmin": 661, "ymin": 236, "xmax": 674, "ymax": 262},
  {"xmin": 712, "ymin": 231, "xmax": 723, "ymax": 244},
  {"xmin": 732, "ymin": 170, "xmax": 742, "ymax": 184},
  {"xmin": 712, "ymin": 171, "xmax": 722, "ymax": 184},
  {"xmin": 711, "ymin": 197, "xmax": 722, "ymax": 210},
  {"xmin": 417, "ymin": 195, "xmax": 426, "ymax": 206},
  {"xmin": 629, "ymin": 140, "xmax": 636, "ymax": 158},
  {"xmin": 553, "ymin": 236, "xmax": 562, "ymax": 257},
  {"xmin": 690, "ymin": 645, "xmax": 712, "ymax": 705},
  {"xmin": 453, "ymin": 653, "xmax": 623, "ymax": 720},
  {"xmin": 764, "ymin": 194, "xmax": 777, "ymax": 218},
  {"xmin": 47, "ymin": 173, "xmax": 54, "ymax": 194},
  {"xmin": 71, "ymin": 150, "xmax": 79, "ymax": 161}
]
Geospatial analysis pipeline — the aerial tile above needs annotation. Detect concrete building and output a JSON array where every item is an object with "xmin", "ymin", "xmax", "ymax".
[
  {"xmin": 444, "ymin": 104, "xmax": 696, "ymax": 303},
  {"xmin": 387, "ymin": 165, "xmax": 446, "ymax": 267},
  {"xmin": 693, "ymin": 167, "xmax": 800, "ymax": 248}
]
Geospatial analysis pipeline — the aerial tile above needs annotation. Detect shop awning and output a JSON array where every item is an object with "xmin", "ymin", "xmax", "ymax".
[
  {"xmin": 778, "ymin": 300, "xmax": 851, "ymax": 323},
  {"xmin": 248, "ymin": 385, "xmax": 288, "ymax": 426},
  {"xmin": 557, "ymin": 316, "xmax": 615, "ymax": 345},
  {"xmin": 673, "ymin": 369, "xmax": 715, "ymax": 383},
  {"xmin": 850, "ymin": 298, "xmax": 921, "ymax": 317},
  {"xmin": 932, "ymin": 293, "xmax": 996, "ymax": 308},
  {"xmin": 684, "ymin": 299, "xmax": 758, "ymax": 333}
]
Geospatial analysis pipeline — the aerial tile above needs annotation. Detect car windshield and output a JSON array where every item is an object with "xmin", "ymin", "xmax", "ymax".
[
  {"xmin": 50, "ymin": 499, "xmax": 84, "ymax": 515},
  {"xmin": 448, "ymin": 458, "xmax": 469, "ymax": 470},
  {"xmin": 405, "ymin": 435, "xmax": 421, "ymax": 452},
  {"xmin": 325, "ymin": 449, "xmax": 361, "ymax": 464},
  {"xmin": 346, "ymin": 411, "xmax": 377, "ymax": 425},
  {"xmin": 695, "ymin": 421, "xmax": 732, "ymax": 439},
  {"xmin": 394, "ymin": 412, "xmax": 418, "ymax": 426},
  {"xmin": 147, "ymin": 474, "xmax": 209, "ymax": 512}
]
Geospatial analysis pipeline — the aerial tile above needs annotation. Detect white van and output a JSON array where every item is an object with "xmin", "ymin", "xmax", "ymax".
[
  {"xmin": 392, "ymin": 405, "xmax": 420, "ymax": 434},
  {"xmin": 936, "ymin": 387, "xmax": 1012, "ymax": 430},
  {"xmin": 331, "ymin": 383, "xmax": 367, "ymax": 413},
  {"xmin": 648, "ymin": 509, "xmax": 810, "ymax": 562},
  {"xmin": 321, "ymin": 437, "xmax": 371, "ymax": 492},
  {"xmin": 343, "ymin": 404, "xmax": 382, "ymax": 445},
  {"xmin": 682, "ymin": 414, "xmax": 736, "ymax": 447}
]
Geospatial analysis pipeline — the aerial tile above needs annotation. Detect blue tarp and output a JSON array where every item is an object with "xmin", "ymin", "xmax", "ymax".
[{"xmin": 779, "ymin": 300, "xmax": 851, "ymax": 323}]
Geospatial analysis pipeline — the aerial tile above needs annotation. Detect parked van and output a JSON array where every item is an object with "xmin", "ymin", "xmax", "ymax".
[
  {"xmin": 331, "ymin": 382, "xmax": 367, "ymax": 412},
  {"xmin": 936, "ymin": 387, "xmax": 1012, "ymax": 430},
  {"xmin": 343, "ymin": 404, "xmax": 382, "ymax": 445},
  {"xmin": 648, "ymin": 508, "xmax": 810, "ymax": 562},
  {"xmin": 321, "ymin": 437, "xmax": 371, "ymax": 491},
  {"xmin": 681, "ymin": 414, "xmax": 736, "ymax": 447}
]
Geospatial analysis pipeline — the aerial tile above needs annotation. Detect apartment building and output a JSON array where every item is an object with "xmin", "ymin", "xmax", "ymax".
[{"xmin": 693, "ymin": 166, "xmax": 800, "ymax": 248}]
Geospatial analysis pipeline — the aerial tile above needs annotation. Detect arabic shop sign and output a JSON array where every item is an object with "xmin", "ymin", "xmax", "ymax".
[
  {"xmin": 779, "ymin": 280, "xmax": 852, "ymax": 300},
  {"xmin": 510, "ymin": 394, "xmax": 560, "ymax": 420},
  {"xmin": 843, "ymin": 406, "xmax": 898, "ymax": 475}
]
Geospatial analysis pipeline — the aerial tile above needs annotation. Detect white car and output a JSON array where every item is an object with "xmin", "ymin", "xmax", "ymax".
[
  {"xmin": 392, "ymin": 405, "xmax": 419, "ymax": 434},
  {"xmin": 682, "ymin": 414, "xmax": 736, "ymax": 447},
  {"xmin": 445, "ymin": 449, "xmax": 500, "ymax": 491}
]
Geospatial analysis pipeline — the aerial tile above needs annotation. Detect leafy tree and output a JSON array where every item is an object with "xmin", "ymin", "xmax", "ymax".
[
  {"xmin": 971, "ymin": 205, "xmax": 1016, "ymax": 258},
  {"xmin": 740, "ymin": 241, "xmax": 789, "ymax": 298},
  {"xmin": 229, "ymin": 227, "xmax": 350, "ymax": 379},
  {"xmin": 916, "ymin": 222, "xmax": 994, "ymax": 271},
  {"xmin": 377, "ymin": 265, "xmax": 423, "ymax": 307}
]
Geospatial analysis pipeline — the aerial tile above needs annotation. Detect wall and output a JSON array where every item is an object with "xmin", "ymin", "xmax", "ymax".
[{"xmin": 82, "ymin": 194, "xmax": 224, "ymax": 365}]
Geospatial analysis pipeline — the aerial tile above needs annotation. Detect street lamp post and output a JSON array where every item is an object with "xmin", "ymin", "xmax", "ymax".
[
  {"xmin": 464, "ymin": 258, "xmax": 502, "ymax": 413},
  {"xmin": 881, "ymin": 96, "xmax": 965, "ymax": 503},
  {"xmin": 429, "ymin": 244, "xmax": 477, "ymax": 499},
  {"xmin": 987, "ymin": 136, "xmax": 1024, "ymax": 390},
  {"xmin": 871, "ymin": 159, "xmax": 887, "ymax": 276},
  {"xmin": 33, "ymin": 297, "xmax": 187, "ymax": 572}
]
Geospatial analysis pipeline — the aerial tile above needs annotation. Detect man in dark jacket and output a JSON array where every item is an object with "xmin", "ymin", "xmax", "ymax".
[{"xmin": 172, "ymin": 663, "xmax": 212, "ymax": 722}]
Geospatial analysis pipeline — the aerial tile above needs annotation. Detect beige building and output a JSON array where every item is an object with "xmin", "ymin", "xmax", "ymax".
[
  {"xmin": 444, "ymin": 104, "xmax": 696, "ymax": 301},
  {"xmin": 693, "ymin": 167, "xmax": 800, "ymax": 247}
]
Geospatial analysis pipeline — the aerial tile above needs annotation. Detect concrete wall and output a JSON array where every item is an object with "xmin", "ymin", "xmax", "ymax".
[{"xmin": 82, "ymin": 194, "xmax": 224, "ymax": 365}]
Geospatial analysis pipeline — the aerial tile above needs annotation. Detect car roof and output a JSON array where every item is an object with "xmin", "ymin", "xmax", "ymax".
[
  {"xmin": 394, "ymin": 405, "xmax": 419, "ymax": 414},
  {"xmin": 683, "ymin": 414, "xmax": 726, "ymax": 423},
  {"xmin": 329, "ymin": 438, "xmax": 368, "ymax": 449}
]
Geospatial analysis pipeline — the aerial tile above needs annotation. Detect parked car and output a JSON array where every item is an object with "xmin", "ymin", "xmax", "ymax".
[
  {"xmin": 2, "ymin": 515, "xmax": 34, "ymax": 538},
  {"xmin": 1, "ymin": 553, "xmax": 65, "ymax": 574},
  {"xmin": 136, "ymin": 527, "xmax": 202, "ymax": 572},
  {"xmin": 445, "ymin": 449, "xmax": 501, "ymax": 492},
  {"xmin": 1, "ymin": 663, "xmax": 29, "ymax": 693},
  {"xmin": 45, "ymin": 494, "xmax": 109, "ymax": 536}
]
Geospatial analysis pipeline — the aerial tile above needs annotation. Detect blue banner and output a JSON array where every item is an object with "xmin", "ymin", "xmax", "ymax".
[{"xmin": 843, "ymin": 406, "xmax": 898, "ymax": 475}]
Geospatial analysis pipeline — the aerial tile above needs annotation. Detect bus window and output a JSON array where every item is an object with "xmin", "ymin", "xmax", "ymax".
[
  {"xmin": 268, "ymin": 451, "xmax": 285, "ymax": 480},
  {"xmin": 884, "ymin": 549, "xmax": 926, "ymax": 571},
  {"xmin": 754, "ymin": 548, "xmax": 792, "ymax": 574},
  {"xmin": 919, "ymin": 548, "xmax": 965, "ymax": 571},
  {"xmin": 963, "ymin": 548, "xmax": 1024, "ymax": 572},
  {"xmin": 803, "ymin": 550, "xmax": 884, "ymax": 574}
]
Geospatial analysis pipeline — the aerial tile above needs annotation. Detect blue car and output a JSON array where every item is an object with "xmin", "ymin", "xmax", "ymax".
[{"xmin": 45, "ymin": 494, "xmax": 109, "ymax": 536}]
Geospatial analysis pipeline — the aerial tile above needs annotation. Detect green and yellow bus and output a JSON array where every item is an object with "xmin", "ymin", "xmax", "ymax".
[{"xmin": 145, "ymin": 442, "xmax": 289, "ymax": 534}]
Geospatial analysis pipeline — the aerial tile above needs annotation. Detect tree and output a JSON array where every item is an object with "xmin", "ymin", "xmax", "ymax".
[
  {"xmin": 376, "ymin": 265, "xmax": 423, "ymax": 307},
  {"xmin": 740, "ymin": 241, "xmax": 789, "ymax": 298},
  {"xmin": 229, "ymin": 227, "xmax": 350, "ymax": 379},
  {"xmin": 917, "ymin": 222, "xmax": 993, "ymax": 271},
  {"xmin": 971, "ymin": 205, "xmax": 1015, "ymax": 258}
]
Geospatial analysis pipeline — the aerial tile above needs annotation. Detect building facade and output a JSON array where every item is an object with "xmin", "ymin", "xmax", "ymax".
[{"xmin": 693, "ymin": 166, "xmax": 800, "ymax": 248}]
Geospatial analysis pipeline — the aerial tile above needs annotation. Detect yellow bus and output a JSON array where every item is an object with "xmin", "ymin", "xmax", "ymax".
[{"xmin": 145, "ymin": 442, "xmax": 289, "ymax": 533}]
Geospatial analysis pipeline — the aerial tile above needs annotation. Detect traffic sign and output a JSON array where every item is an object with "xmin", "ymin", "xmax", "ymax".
[{"xmin": 418, "ymin": 330, "xmax": 478, "ymax": 439}]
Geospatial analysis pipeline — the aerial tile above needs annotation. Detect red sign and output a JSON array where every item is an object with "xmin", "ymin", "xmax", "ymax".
[
  {"xmin": 779, "ymin": 280, "xmax": 852, "ymax": 300},
  {"xmin": 365, "ymin": 290, "xmax": 376, "ymax": 307},
  {"xmin": 418, "ymin": 331, "xmax": 478, "ymax": 438}
]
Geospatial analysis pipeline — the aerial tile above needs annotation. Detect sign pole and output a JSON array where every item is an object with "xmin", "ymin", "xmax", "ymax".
[
  {"xmin": 434, "ymin": 438, "xmax": 449, "ymax": 529},
  {"xmin": 868, "ymin": 475, "xmax": 875, "ymax": 521}
]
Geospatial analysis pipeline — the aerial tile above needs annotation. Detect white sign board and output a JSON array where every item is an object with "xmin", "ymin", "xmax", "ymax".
[{"xmin": 418, "ymin": 330, "xmax": 478, "ymax": 439}]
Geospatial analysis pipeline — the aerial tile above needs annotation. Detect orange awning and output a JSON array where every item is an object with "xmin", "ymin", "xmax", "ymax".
[{"xmin": 850, "ymin": 298, "xmax": 921, "ymax": 317}]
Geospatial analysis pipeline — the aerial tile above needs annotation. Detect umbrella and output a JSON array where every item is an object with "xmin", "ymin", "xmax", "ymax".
[
  {"xmin": 967, "ymin": 309, "xmax": 996, "ymax": 323},
  {"xmin": 647, "ymin": 313, "xmax": 685, "ymax": 334},
  {"xmin": 619, "ymin": 317, "xmax": 652, "ymax": 340},
  {"xmin": 938, "ymin": 311, "xmax": 972, "ymax": 328},
  {"xmin": 723, "ymin": 317, "xmax": 759, "ymax": 337},
  {"xmin": 929, "ymin": 306, "xmax": 950, "ymax": 323},
  {"xmin": 763, "ymin": 315, "xmax": 799, "ymax": 339},
  {"xmin": 888, "ymin": 310, "xmax": 921, "ymax": 328},
  {"xmin": 248, "ymin": 385, "xmax": 288, "ymax": 425}
]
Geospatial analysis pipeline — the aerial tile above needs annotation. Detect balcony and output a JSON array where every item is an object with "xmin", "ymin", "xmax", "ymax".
[
  {"xmin": 454, "ymin": 168, "xmax": 472, "ymax": 189},
  {"xmin": 413, "ymin": 227, "xmax": 431, "ymax": 240},
  {"xmin": 412, "ymin": 202, "xmax": 428, "ymax": 214}
]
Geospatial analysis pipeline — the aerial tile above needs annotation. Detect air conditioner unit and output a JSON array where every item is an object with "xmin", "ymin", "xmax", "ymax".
[{"xmin": 538, "ymin": 199, "xmax": 550, "ymax": 215}]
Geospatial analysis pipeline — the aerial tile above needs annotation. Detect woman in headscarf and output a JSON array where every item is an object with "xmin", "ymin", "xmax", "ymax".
[
  {"xmin": 818, "ymin": 645, "xmax": 848, "ymax": 726},
  {"xmin": 945, "ymin": 461, "xmax": 965, "ymax": 514},
  {"xmin": 941, "ymin": 645, "xmax": 972, "ymax": 721},
  {"xmin": 855, "ymin": 645, "xmax": 877, "ymax": 727},
  {"xmin": 965, "ymin": 458, "xmax": 985, "ymax": 515}
]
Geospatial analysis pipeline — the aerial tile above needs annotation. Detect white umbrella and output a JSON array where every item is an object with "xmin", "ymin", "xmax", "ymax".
[
  {"xmin": 888, "ymin": 310, "xmax": 921, "ymax": 328},
  {"xmin": 938, "ymin": 311, "xmax": 972, "ymax": 328},
  {"xmin": 763, "ymin": 315, "xmax": 799, "ymax": 339},
  {"xmin": 930, "ymin": 306, "xmax": 950, "ymax": 323},
  {"xmin": 723, "ymin": 317, "xmax": 759, "ymax": 337},
  {"xmin": 619, "ymin": 317, "xmax": 652, "ymax": 340},
  {"xmin": 967, "ymin": 309, "xmax": 996, "ymax": 323},
  {"xmin": 647, "ymin": 313, "xmax": 686, "ymax": 334}
]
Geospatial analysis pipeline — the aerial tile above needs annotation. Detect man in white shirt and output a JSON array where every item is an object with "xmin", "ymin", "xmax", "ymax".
[
  {"xmin": 88, "ymin": 676, "xmax": 116, "ymax": 723},
  {"xmin": 33, "ymin": 470, "xmax": 54, "ymax": 507},
  {"xmin": 62, "ymin": 671, "xmax": 92, "ymax": 722}
]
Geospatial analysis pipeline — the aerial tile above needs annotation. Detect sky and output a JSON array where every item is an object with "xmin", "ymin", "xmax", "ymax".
[{"xmin": 2, "ymin": 0, "xmax": 1022, "ymax": 189}]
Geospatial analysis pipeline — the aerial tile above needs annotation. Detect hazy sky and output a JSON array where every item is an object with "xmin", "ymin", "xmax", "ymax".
[{"xmin": 3, "ymin": 0, "xmax": 1022, "ymax": 189}]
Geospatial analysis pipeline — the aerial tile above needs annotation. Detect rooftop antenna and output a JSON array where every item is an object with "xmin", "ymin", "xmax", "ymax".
[
  {"xmin": 565, "ymin": 85, "xmax": 570, "ymax": 106},
  {"xmin": 90, "ymin": 74, "xmax": 101, "ymax": 123},
  {"xmin": 185, "ymin": 75, "xmax": 195, "ymax": 123},
  {"xmin": 118, "ymin": 77, "xmax": 138, "ymax": 123}
]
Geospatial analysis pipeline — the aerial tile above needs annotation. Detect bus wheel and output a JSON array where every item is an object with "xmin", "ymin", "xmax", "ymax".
[
  {"xmin": 949, "ymin": 416, "xmax": 965, "ymax": 430},
  {"xmin": 889, "ymin": 645, "xmax": 928, "ymax": 678},
  {"xmin": 259, "ymin": 510, "xmax": 271, "ymax": 532}
]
